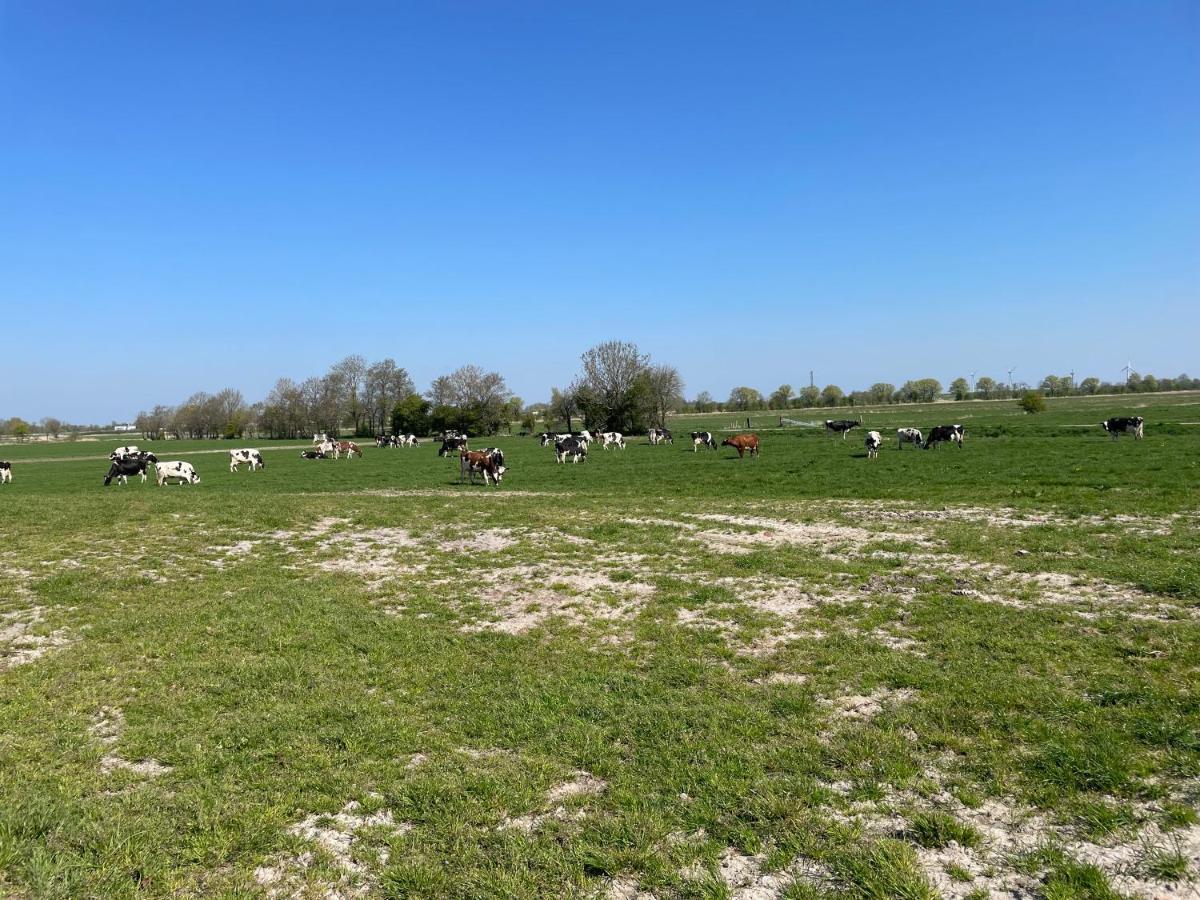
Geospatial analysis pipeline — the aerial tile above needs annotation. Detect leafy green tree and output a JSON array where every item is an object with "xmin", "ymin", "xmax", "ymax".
[
  {"xmin": 727, "ymin": 387, "xmax": 764, "ymax": 411},
  {"xmin": 392, "ymin": 393, "xmax": 432, "ymax": 435},
  {"xmin": 820, "ymin": 384, "xmax": 844, "ymax": 407},
  {"xmin": 796, "ymin": 386, "xmax": 821, "ymax": 407},
  {"xmin": 975, "ymin": 376, "xmax": 997, "ymax": 399},
  {"xmin": 1018, "ymin": 390, "xmax": 1047, "ymax": 414},
  {"xmin": 868, "ymin": 383, "xmax": 895, "ymax": 404},
  {"xmin": 950, "ymin": 377, "xmax": 970, "ymax": 400},
  {"xmin": 768, "ymin": 384, "xmax": 793, "ymax": 409}
]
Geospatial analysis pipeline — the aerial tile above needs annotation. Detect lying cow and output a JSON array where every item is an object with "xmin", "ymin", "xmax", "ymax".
[
  {"xmin": 598, "ymin": 431, "xmax": 626, "ymax": 450},
  {"xmin": 648, "ymin": 427, "xmax": 673, "ymax": 445},
  {"xmin": 924, "ymin": 424, "xmax": 965, "ymax": 449},
  {"xmin": 0, "ymin": 461, "xmax": 11, "ymax": 484},
  {"xmin": 1102, "ymin": 416, "xmax": 1144, "ymax": 441},
  {"xmin": 691, "ymin": 431, "xmax": 717, "ymax": 451},
  {"xmin": 439, "ymin": 436, "xmax": 468, "ymax": 457},
  {"xmin": 722, "ymin": 433, "xmax": 759, "ymax": 458},
  {"xmin": 555, "ymin": 436, "xmax": 588, "ymax": 464},
  {"xmin": 459, "ymin": 448, "xmax": 506, "ymax": 485},
  {"xmin": 897, "ymin": 427, "xmax": 923, "ymax": 449},
  {"xmin": 229, "ymin": 449, "xmax": 265, "ymax": 472},
  {"xmin": 825, "ymin": 420, "xmax": 859, "ymax": 439},
  {"xmin": 299, "ymin": 450, "xmax": 327, "ymax": 460},
  {"xmin": 865, "ymin": 430, "xmax": 882, "ymax": 459},
  {"xmin": 155, "ymin": 460, "xmax": 200, "ymax": 486}
]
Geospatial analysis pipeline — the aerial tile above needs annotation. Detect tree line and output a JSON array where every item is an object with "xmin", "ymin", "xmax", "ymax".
[{"xmin": 3, "ymin": 363, "xmax": 1197, "ymax": 442}]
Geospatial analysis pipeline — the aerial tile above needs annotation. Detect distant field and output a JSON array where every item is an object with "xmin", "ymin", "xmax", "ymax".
[{"xmin": 1, "ymin": 393, "xmax": 1197, "ymax": 898}]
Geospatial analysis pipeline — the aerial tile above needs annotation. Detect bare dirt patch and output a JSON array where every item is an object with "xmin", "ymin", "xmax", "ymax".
[
  {"xmin": 314, "ymin": 527, "xmax": 425, "ymax": 581},
  {"xmin": 1, "ymin": 606, "xmax": 75, "ymax": 670},
  {"xmin": 89, "ymin": 707, "xmax": 172, "ymax": 779},
  {"xmin": 823, "ymin": 688, "xmax": 916, "ymax": 722},
  {"xmin": 685, "ymin": 513, "xmax": 923, "ymax": 556},
  {"xmin": 459, "ymin": 568, "xmax": 653, "ymax": 636},
  {"xmin": 433, "ymin": 527, "xmax": 520, "ymax": 554},
  {"xmin": 499, "ymin": 770, "xmax": 608, "ymax": 833},
  {"xmin": 682, "ymin": 847, "xmax": 832, "ymax": 899}
]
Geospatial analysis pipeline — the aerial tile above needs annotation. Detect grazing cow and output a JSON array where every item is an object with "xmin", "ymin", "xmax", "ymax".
[
  {"xmin": 155, "ymin": 461, "xmax": 200, "ymax": 486},
  {"xmin": 555, "ymin": 436, "xmax": 588, "ymax": 464},
  {"xmin": 375, "ymin": 435, "xmax": 396, "ymax": 448},
  {"xmin": 721, "ymin": 433, "xmax": 760, "ymax": 458},
  {"xmin": 397, "ymin": 434, "xmax": 418, "ymax": 447},
  {"xmin": 459, "ymin": 448, "xmax": 506, "ymax": 485},
  {"xmin": 0, "ymin": 461, "xmax": 11, "ymax": 484},
  {"xmin": 438, "ymin": 436, "xmax": 468, "ymax": 457},
  {"xmin": 599, "ymin": 431, "xmax": 626, "ymax": 450},
  {"xmin": 1101, "ymin": 416, "xmax": 1144, "ymax": 441},
  {"xmin": 109, "ymin": 445, "xmax": 140, "ymax": 460},
  {"xmin": 825, "ymin": 420, "xmax": 859, "ymax": 439},
  {"xmin": 896, "ymin": 427, "xmax": 923, "ymax": 450},
  {"xmin": 648, "ymin": 428, "xmax": 674, "ymax": 445},
  {"xmin": 229, "ymin": 449, "xmax": 265, "ymax": 472},
  {"xmin": 691, "ymin": 431, "xmax": 717, "ymax": 451},
  {"xmin": 923, "ymin": 424, "xmax": 965, "ymax": 449},
  {"xmin": 865, "ymin": 431, "xmax": 882, "ymax": 459},
  {"xmin": 335, "ymin": 440, "xmax": 362, "ymax": 459},
  {"xmin": 103, "ymin": 456, "xmax": 151, "ymax": 486}
]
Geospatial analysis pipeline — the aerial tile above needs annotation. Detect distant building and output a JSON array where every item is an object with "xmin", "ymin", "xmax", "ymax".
[{"xmin": 113, "ymin": 423, "xmax": 138, "ymax": 432}]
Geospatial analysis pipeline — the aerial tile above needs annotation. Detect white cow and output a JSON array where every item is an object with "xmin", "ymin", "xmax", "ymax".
[
  {"xmin": 397, "ymin": 434, "xmax": 419, "ymax": 447},
  {"xmin": 156, "ymin": 461, "xmax": 200, "ymax": 486},
  {"xmin": 229, "ymin": 449, "xmax": 266, "ymax": 472},
  {"xmin": 865, "ymin": 431, "xmax": 882, "ymax": 459},
  {"xmin": 599, "ymin": 432, "xmax": 625, "ymax": 450},
  {"xmin": 0, "ymin": 462, "xmax": 11, "ymax": 484},
  {"xmin": 896, "ymin": 427, "xmax": 923, "ymax": 450},
  {"xmin": 317, "ymin": 440, "xmax": 341, "ymax": 459}
]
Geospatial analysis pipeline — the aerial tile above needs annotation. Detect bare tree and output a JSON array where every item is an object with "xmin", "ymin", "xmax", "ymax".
[
  {"xmin": 330, "ymin": 355, "xmax": 367, "ymax": 435},
  {"xmin": 577, "ymin": 340, "xmax": 652, "ymax": 432},
  {"xmin": 364, "ymin": 359, "xmax": 415, "ymax": 436},
  {"xmin": 645, "ymin": 365, "xmax": 684, "ymax": 429},
  {"xmin": 427, "ymin": 365, "xmax": 512, "ymax": 434}
]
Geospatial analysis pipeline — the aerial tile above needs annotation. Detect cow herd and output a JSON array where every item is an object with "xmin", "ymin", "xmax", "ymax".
[{"xmin": 0, "ymin": 415, "xmax": 1151, "ymax": 490}]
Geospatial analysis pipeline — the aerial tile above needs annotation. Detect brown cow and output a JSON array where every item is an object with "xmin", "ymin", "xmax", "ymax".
[
  {"xmin": 459, "ymin": 449, "xmax": 505, "ymax": 485},
  {"xmin": 336, "ymin": 440, "xmax": 363, "ymax": 458},
  {"xmin": 721, "ymin": 433, "xmax": 759, "ymax": 458}
]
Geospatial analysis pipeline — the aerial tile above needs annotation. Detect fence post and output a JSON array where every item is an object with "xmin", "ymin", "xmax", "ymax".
[{"xmin": 747, "ymin": 417, "xmax": 751, "ymax": 429}]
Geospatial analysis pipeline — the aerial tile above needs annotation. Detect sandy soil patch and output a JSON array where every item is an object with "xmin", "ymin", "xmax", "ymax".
[
  {"xmin": 314, "ymin": 527, "xmax": 425, "ymax": 581},
  {"xmin": 685, "ymin": 513, "xmax": 922, "ymax": 556},
  {"xmin": 89, "ymin": 707, "xmax": 172, "ymax": 778},
  {"xmin": 682, "ymin": 847, "xmax": 831, "ymax": 899},
  {"xmin": 499, "ymin": 770, "xmax": 607, "ymax": 833},
  {"xmin": 433, "ymin": 527, "xmax": 520, "ymax": 554},
  {"xmin": 823, "ymin": 688, "xmax": 915, "ymax": 722},
  {"xmin": 254, "ymin": 797, "xmax": 411, "ymax": 898},
  {"xmin": 1, "ymin": 606, "xmax": 75, "ymax": 670},
  {"xmin": 459, "ymin": 568, "xmax": 653, "ymax": 635}
]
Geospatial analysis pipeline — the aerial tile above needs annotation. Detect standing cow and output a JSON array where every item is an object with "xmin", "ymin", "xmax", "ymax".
[
  {"xmin": 1101, "ymin": 417, "xmax": 1144, "ymax": 441},
  {"xmin": 923, "ymin": 425, "xmax": 965, "ymax": 449},
  {"xmin": 865, "ymin": 431, "xmax": 882, "ymax": 459},
  {"xmin": 896, "ymin": 427, "xmax": 923, "ymax": 449},
  {"xmin": 825, "ymin": 420, "xmax": 860, "ymax": 440},
  {"xmin": 229, "ymin": 449, "xmax": 266, "ymax": 472},
  {"xmin": 721, "ymin": 434, "xmax": 760, "ymax": 458},
  {"xmin": 1, "ymin": 461, "xmax": 12, "ymax": 484},
  {"xmin": 648, "ymin": 428, "xmax": 673, "ymax": 445},
  {"xmin": 155, "ymin": 461, "xmax": 200, "ymax": 486},
  {"xmin": 691, "ymin": 431, "xmax": 717, "ymax": 451}
]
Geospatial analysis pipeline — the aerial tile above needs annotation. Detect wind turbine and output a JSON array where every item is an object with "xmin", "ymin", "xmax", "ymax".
[
  {"xmin": 1121, "ymin": 361, "xmax": 1135, "ymax": 380},
  {"xmin": 1007, "ymin": 367, "xmax": 1017, "ymax": 391}
]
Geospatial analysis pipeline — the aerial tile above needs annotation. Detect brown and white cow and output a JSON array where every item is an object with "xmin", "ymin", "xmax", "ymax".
[
  {"xmin": 459, "ymin": 449, "xmax": 506, "ymax": 485},
  {"xmin": 721, "ymin": 433, "xmax": 759, "ymax": 458},
  {"xmin": 335, "ymin": 440, "xmax": 363, "ymax": 459}
]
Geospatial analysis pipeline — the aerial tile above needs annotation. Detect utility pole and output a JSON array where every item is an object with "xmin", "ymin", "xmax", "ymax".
[
  {"xmin": 1007, "ymin": 367, "xmax": 1016, "ymax": 393},
  {"xmin": 809, "ymin": 370, "xmax": 814, "ymax": 389}
]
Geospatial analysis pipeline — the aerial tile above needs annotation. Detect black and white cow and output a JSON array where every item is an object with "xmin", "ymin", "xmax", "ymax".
[
  {"xmin": 109, "ymin": 445, "xmax": 140, "ymax": 460},
  {"xmin": 865, "ymin": 430, "xmax": 882, "ymax": 459},
  {"xmin": 555, "ymin": 436, "xmax": 588, "ymax": 464},
  {"xmin": 648, "ymin": 428, "xmax": 673, "ymax": 445},
  {"xmin": 300, "ymin": 450, "xmax": 325, "ymax": 460},
  {"xmin": 229, "ymin": 449, "xmax": 265, "ymax": 472},
  {"xmin": 598, "ymin": 431, "xmax": 626, "ymax": 450},
  {"xmin": 923, "ymin": 424, "xmax": 965, "ymax": 449},
  {"xmin": 397, "ymin": 434, "xmax": 419, "ymax": 447},
  {"xmin": 375, "ymin": 435, "xmax": 397, "ymax": 448},
  {"xmin": 156, "ymin": 461, "xmax": 200, "ymax": 486},
  {"xmin": 1101, "ymin": 416, "xmax": 1144, "ymax": 441},
  {"xmin": 896, "ymin": 427, "xmax": 923, "ymax": 449},
  {"xmin": 0, "ymin": 461, "xmax": 12, "ymax": 484},
  {"xmin": 825, "ymin": 420, "xmax": 859, "ymax": 439},
  {"xmin": 438, "ymin": 436, "xmax": 468, "ymax": 457},
  {"xmin": 691, "ymin": 431, "xmax": 717, "ymax": 451},
  {"xmin": 104, "ymin": 455, "xmax": 152, "ymax": 486}
]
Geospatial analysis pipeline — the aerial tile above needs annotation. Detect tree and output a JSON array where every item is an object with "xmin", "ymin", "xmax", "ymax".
[
  {"xmin": 797, "ymin": 385, "xmax": 821, "ymax": 407},
  {"xmin": 1018, "ymin": 390, "xmax": 1047, "ymax": 414},
  {"xmin": 820, "ymin": 384, "xmax": 844, "ymax": 407},
  {"xmin": 330, "ymin": 355, "xmax": 368, "ymax": 435},
  {"xmin": 768, "ymin": 384, "xmax": 793, "ymax": 409},
  {"xmin": 365, "ymin": 359, "xmax": 415, "ymax": 436},
  {"xmin": 894, "ymin": 379, "xmax": 942, "ymax": 404},
  {"xmin": 391, "ymin": 393, "xmax": 431, "ymax": 435},
  {"xmin": 950, "ymin": 378, "xmax": 970, "ymax": 401},
  {"xmin": 868, "ymin": 383, "xmax": 895, "ymax": 405},
  {"xmin": 577, "ymin": 340, "xmax": 652, "ymax": 432},
  {"xmin": 975, "ymin": 376, "xmax": 998, "ymax": 399},
  {"xmin": 727, "ymin": 387, "xmax": 764, "ymax": 411},
  {"xmin": 6, "ymin": 418, "xmax": 30, "ymax": 441},
  {"xmin": 1040, "ymin": 375, "xmax": 1062, "ymax": 397},
  {"xmin": 1078, "ymin": 377, "xmax": 1100, "ymax": 396},
  {"xmin": 645, "ymin": 365, "xmax": 684, "ymax": 429},
  {"xmin": 549, "ymin": 385, "xmax": 581, "ymax": 432},
  {"xmin": 693, "ymin": 391, "xmax": 717, "ymax": 413},
  {"xmin": 426, "ymin": 365, "xmax": 512, "ymax": 435},
  {"xmin": 42, "ymin": 417, "xmax": 63, "ymax": 438}
]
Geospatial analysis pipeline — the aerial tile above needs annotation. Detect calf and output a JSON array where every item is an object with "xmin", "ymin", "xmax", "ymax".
[
  {"xmin": 155, "ymin": 460, "xmax": 200, "ymax": 486},
  {"xmin": 1101, "ymin": 416, "xmax": 1144, "ymax": 441},
  {"xmin": 896, "ymin": 427, "xmax": 923, "ymax": 450},
  {"xmin": 229, "ymin": 448, "xmax": 265, "ymax": 472},
  {"xmin": 648, "ymin": 428, "xmax": 673, "ymax": 445},
  {"xmin": 599, "ymin": 431, "xmax": 626, "ymax": 450},
  {"xmin": 923, "ymin": 424, "xmax": 965, "ymax": 449},
  {"xmin": 555, "ymin": 436, "xmax": 588, "ymax": 464},
  {"xmin": 0, "ymin": 461, "xmax": 11, "ymax": 484},
  {"xmin": 722, "ymin": 433, "xmax": 760, "ymax": 458},
  {"xmin": 825, "ymin": 420, "xmax": 859, "ymax": 440},
  {"xmin": 439, "ymin": 436, "xmax": 468, "ymax": 457},
  {"xmin": 691, "ymin": 431, "xmax": 717, "ymax": 451},
  {"xmin": 865, "ymin": 430, "xmax": 882, "ymax": 459},
  {"xmin": 459, "ymin": 448, "xmax": 506, "ymax": 485}
]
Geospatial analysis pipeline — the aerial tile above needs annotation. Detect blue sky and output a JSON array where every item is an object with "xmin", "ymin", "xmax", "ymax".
[{"xmin": 2, "ymin": 1, "xmax": 1197, "ymax": 422}]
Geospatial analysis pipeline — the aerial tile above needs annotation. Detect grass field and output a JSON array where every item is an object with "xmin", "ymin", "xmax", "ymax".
[{"xmin": 1, "ymin": 393, "xmax": 1198, "ymax": 898}]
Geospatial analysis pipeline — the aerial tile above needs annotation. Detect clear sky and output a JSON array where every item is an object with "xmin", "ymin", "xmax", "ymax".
[{"xmin": 2, "ymin": 1, "xmax": 1197, "ymax": 422}]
